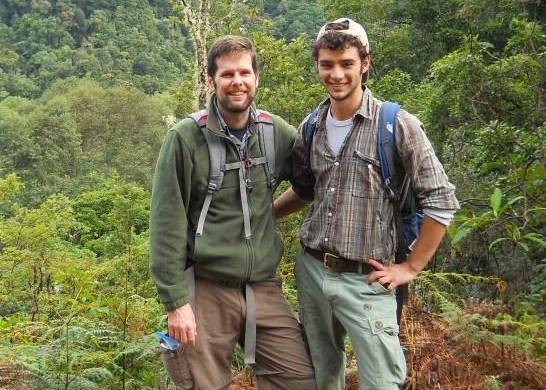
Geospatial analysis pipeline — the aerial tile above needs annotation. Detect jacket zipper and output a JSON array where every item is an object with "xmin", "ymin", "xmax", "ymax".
[{"xmin": 223, "ymin": 133, "xmax": 256, "ymax": 282}]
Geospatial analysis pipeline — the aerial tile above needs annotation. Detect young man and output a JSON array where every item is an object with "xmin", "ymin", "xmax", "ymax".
[
  {"xmin": 150, "ymin": 35, "xmax": 316, "ymax": 389},
  {"xmin": 274, "ymin": 19, "xmax": 459, "ymax": 389}
]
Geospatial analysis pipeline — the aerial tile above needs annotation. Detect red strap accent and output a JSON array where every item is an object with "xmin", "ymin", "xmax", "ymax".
[{"xmin": 257, "ymin": 110, "xmax": 273, "ymax": 124}]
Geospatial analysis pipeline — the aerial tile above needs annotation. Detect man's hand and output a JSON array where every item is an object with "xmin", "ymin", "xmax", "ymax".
[
  {"xmin": 167, "ymin": 303, "xmax": 197, "ymax": 347},
  {"xmin": 367, "ymin": 260, "xmax": 419, "ymax": 292},
  {"xmin": 367, "ymin": 216, "xmax": 448, "ymax": 292}
]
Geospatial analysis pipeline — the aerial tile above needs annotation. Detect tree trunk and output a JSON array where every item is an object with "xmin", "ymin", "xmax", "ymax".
[{"xmin": 175, "ymin": 0, "xmax": 212, "ymax": 109}]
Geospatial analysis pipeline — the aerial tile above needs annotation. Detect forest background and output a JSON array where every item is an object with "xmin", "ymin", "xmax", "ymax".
[{"xmin": 0, "ymin": 0, "xmax": 544, "ymax": 389}]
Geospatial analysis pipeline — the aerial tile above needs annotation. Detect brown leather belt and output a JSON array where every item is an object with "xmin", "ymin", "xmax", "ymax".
[{"xmin": 303, "ymin": 246, "xmax": 375, "ymax": 274}]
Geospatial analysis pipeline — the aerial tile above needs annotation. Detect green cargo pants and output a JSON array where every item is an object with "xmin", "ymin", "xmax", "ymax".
[{"xmin": 296, "ymin": 247, "xmax": 406, "ymax": 390}]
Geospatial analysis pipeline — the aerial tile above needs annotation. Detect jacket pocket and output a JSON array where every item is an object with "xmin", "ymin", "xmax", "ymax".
[{"xmin": 161, "ymin": 349, "xmax": 194, "ymax": 389}]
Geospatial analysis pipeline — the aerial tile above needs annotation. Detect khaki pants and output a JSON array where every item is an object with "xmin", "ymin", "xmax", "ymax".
[
  {"xmin": 296, "ymin": 248, "xmax": 406, "ymax": 390},
  {"xmin": 184, "ymin": 277, "xmax": 316, "ymax": 390}
]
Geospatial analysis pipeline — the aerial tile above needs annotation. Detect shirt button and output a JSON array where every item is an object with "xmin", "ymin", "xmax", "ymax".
[
  {"xmin": 330, "ymin": 187, "xmax": 335, "ymax": 192},
  {"xmin": 374, "ymin": 321, "xmax": 383, "ymax": 330},
  {"xmin": 324, "ymin": 237, "xmax": 329, "ymax": 242},
  {"xmin": 328, "ymin": 212, "xmax": 332, "ymax": 217}
]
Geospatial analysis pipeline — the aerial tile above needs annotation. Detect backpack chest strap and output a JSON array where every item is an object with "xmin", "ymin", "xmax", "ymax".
[
  {"xmin": 224, "ymin": 157, "xmax": 266, "ymax": 171},
  {"xmin": 226, "ymin": 157, "xmax": 266, "ymax": 239},
  {"xmin": 197, "ymin": 157, "xmax": 267, "ymax": 240}
]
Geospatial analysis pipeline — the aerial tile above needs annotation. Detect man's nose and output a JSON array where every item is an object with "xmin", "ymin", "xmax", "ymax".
[
  {"xmin": 232, "ymin": 72, "xmax": 243, "ymax": 85},
  {"xmin": 330, "ymin": 65, "xmax": 344, "ymax": 80}
]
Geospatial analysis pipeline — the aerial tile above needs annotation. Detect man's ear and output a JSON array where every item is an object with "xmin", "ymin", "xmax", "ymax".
[
  {"xmin": 361, "ymin": 56, "xmax": 370, "ymax": 75},
  {"xmin": 207, "ymin": 75, "xmax": 215, "ymax": 90}
]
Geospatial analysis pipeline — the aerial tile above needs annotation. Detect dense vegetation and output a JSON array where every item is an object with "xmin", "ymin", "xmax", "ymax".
[{"xmin": 0, "ymin": 0, "xmax": 544, "ymax": 388}]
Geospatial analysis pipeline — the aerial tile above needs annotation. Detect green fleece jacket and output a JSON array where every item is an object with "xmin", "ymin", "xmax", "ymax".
[{"xmin": 149, "ymin": 104, "xmax": 296, "ymax": 311}]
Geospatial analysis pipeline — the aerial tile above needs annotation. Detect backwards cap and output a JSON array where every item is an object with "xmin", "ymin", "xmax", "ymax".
[{"xmin": 316, "ymin": 18, "xmax": 369, "ymax": 54}]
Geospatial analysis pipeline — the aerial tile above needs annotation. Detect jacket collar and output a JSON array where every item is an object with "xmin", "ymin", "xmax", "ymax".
[{"xmin": 205, "ymin": 93, "xmax": 258, "ymax": 136}]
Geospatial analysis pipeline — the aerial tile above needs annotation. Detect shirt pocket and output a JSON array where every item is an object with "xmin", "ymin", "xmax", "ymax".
[{"xmin": 350, "ymin": 150, "xmax": 383, "ymax": 199}]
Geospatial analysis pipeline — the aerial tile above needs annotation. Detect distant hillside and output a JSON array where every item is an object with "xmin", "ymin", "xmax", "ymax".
[{"xmin": 0, "ymin": 0, "xmax": 192, "ymax": 99}]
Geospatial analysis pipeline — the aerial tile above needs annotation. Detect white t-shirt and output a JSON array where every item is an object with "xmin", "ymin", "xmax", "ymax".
[{"xmin": 325, "ymin": 108, "xmax": 353, "ymax": 156}]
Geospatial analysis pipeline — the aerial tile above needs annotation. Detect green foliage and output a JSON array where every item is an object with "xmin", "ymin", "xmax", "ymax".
[
  {"xmin": 0, "ymin": 79, "xmax": 176, "ymax": 205},
  {"xmin": 448, "ymin": 186, "xmax": 545, "ymax": 289},
  {"xmin": 264, "ymin": 0, "xmax": 324, "ymax": 41},
  {"xmin": 414, "ymin": 271, "xmax": 546, "ymax": 359},
  {"xmin": 253, "ymin": 32, "xmax": 324, "ymax": 125},
  {"xmin": 414, "ymin": 271, "xmax": 504, "ymax": 312},
  {"xmin": 0, "ymin": 176, "xmax": 166, "ymax": 388},
  {"xmin": 0, "ymin": 0, "xmax": 191, "ymax": 99},
  {"xmin": 71, "ymin": 177, "xmax": 150, "ymax": 258},
  {"xmin": 485, "ymin": 376, "xmax": 502, "ymax": 390},
  {"xmin": 0, "ymin": 173, "xmax": 23, "ymax": 204}
]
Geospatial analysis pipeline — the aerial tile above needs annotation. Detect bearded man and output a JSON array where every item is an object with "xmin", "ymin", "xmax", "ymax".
[{"xmin": 150, "ymin": 35, "xmax": 316, "ymax": 390}]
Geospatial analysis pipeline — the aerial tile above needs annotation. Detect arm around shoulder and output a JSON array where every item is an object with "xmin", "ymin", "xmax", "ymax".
[{"xmin": 273, "ymin": 187, "xmax": 307, "ymax": 219}]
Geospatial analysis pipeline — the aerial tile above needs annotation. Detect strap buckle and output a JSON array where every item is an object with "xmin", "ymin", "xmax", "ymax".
[
  {"xmin": 384, "ymin": 178, "xmax": 396, "ymax": 200},
  {"xmin": 244, "ymin": 158, "xmax": 254, "ymax": 169}
]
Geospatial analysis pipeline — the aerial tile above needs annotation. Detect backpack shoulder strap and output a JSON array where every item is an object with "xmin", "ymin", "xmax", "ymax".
[
  {"xmin": 377, "ymin": 101, "xmax": 401, "ymax": 200},
  {"xmin": 187, "ymin": 109, "xmax": 208, "ymax": 128},
  {"xmin": 256, "ymin": 109, "xmax": 276, "ymax": 188},
  {"xmin": 303, "ymin": 106, "xmax": 320, "ymax": 169},
  {"xmin": 188, "ymin": 109, "xmax": 226, "ymax": 236}
]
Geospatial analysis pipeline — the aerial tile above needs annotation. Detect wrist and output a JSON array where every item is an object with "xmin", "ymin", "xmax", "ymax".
[{"xmin": 403, "ymin": 260, "xmax": 421, "ymax": 278}]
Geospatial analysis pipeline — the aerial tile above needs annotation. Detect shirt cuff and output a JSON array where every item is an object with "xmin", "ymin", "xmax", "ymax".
[{"xmin": 422, "ymin": 208, "xmax": 456, "ymax": 226}]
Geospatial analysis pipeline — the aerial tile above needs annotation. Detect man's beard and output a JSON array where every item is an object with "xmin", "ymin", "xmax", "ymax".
[
  {"xmin": 329, "ymin": 90, "xmax": 352, "ymax": 102},
  {"xmin": 216, "ymin": 89, "xmax": 255, "ymax": 114},
  {"xmin": 327, "ymin": 83, "xmax": 359, "ymax": 102}
]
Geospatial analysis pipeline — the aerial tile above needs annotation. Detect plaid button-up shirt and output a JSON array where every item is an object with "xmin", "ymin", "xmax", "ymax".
[{"xmin": 291, "ymin": 88, "xmax": 459, "ymax": 262}]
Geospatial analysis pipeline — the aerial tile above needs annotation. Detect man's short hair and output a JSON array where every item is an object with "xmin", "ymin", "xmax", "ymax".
[
  {"xmin": 312, "ymin": 32, "xmax": 369, "ymax": 62},
  {"xmin": 207, "ymin": 35, "xmax": 258, "ymax": 78}
]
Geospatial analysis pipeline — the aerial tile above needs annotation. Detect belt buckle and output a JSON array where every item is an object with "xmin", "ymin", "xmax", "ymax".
[{"xmin": 323, "ymin": 252, "xmax": 339, "ymax": 269}]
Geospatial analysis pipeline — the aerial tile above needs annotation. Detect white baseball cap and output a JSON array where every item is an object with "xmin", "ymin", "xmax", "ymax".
[{"xmin": 316, "ymin": 18, "xmax": 370, "ymax": 54}]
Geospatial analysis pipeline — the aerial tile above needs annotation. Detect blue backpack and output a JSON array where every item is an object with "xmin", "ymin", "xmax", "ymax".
[{"xmin": 304, "ymin": 102, "xmax": 424, "ymax": 322}]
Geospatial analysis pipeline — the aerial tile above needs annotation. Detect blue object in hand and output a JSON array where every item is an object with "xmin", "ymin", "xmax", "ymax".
[{"xmin": 154, "ymin": 332, "xmax": 182, "ymax": 352}]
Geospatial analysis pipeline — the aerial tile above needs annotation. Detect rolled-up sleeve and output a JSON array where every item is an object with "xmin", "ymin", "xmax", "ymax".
[{"xmin": 395, "ymin": 111, "xmax": 459, "ymax": 212}]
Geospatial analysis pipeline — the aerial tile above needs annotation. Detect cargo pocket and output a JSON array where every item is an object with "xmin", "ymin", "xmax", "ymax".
[
  {"xmin": 161, "ymin": 348, "xmax": 194, "ymax": 389},
  {"xmin": 368, "ymin": 317, "xmax": 407, "ymax": 385}
]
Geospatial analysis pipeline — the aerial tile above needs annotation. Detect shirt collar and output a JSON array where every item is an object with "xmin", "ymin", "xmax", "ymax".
[
  {"xmin": 355, "ymin": 87, "xmax": 373, "ymax": 120},
  {"xmin": 208, "ymin": 93, "xmax": 258, "ymax": 135},
  {"xmin": 316, "ymin": 87, "xmax": 372, "ymax": 129}
]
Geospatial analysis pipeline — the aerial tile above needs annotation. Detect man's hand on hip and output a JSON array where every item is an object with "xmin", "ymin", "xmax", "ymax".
[
  {"xmin": 367, "ymin": 260, "xmax": 419, "ymax": 292},
  {"xmin": 168, "ymin": 303, "xmax": 197, "ymax": 347},
  {"xmin": 367, "ymin": 216, "xmax": 448, "ymax": 292}
]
